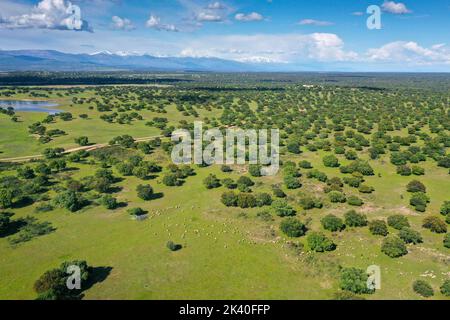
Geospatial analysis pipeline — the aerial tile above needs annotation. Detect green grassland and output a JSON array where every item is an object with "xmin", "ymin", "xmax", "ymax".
[{"xmin": 0, "ymin": 83, "xmax": 449, "ymax": 300}]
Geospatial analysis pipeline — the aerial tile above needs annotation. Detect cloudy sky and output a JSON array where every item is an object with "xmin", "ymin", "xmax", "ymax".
[{"xmin": 0, "ymin": 0, "xmax": 449, "ymax": 71}]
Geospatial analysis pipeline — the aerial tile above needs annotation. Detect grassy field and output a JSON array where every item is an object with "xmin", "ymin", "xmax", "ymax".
[{"xmin": 0, "ymin": 86, "xmax": 449, "ymax": 300}]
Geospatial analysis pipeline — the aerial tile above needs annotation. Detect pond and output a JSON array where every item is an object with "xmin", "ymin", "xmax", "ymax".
[{"xmin": 0, "ymin": 100, "xmax": 62, "ymax": 114}]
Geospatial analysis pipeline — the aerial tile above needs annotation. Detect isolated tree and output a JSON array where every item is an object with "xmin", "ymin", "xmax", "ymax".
[
  {"xmin": 422, "ymin": 216, "xmax": 447, "ymax": 234},
  {"xmin": 52, "ymin": 191, "xmax": 84, "ymax": 212},
  {"xmin": 399, "ymin": 228, "xmax": 423, "ymax": 245},
  {"xmin": 249, "ymin": 165, "xmax": 262, "ymax": 177},
  {"xmin": 328, "ymin": 191, "xmax": 346, "ymax": 203},
  {"xmin": 381, "ymin": 236, "xmax": 408, "ymax": 258},
  {"xmin": 203, "ymin": 174, "xmax": 221, "ymax": 189},
  {"xmin": 369, "ymin": 220, "xmax": 389, "ymax": 236},
  {"xmin": 136, "ymin": 184, "xmax": 154, "ymax": 201},
  {"xmin": 74, "ymin": 136, "xmax": 89, "ymax": 147},
  {"xmin": 413, "ymin": 280, "xmax": 434, "ymax": 298},
  {"xmin": 280, "ymin": 218, "xmax": 306, "ymax": 237},
  {"xmin": 387, "ymin": 215, "xmax": 410, "ymax": 230},
  {"xmin": 441, "ymin": 280, "xmax": 450, "ymax": 296},
  {"xmin": 321, "ymin": 215, "xmax": 345, "ymax": 232},
  {"xmin": 344, "ymin": 210, "xmax": 368, "ymax": 227},
  {"xmin": 221, "ymin": 192, "xmax": 238, "ymax": 207},
  {"xmin": 100, "ymin": 195, "xmax": 118, "ymax": 210},
  {"xmin": 272, "ymin": 200, "xmax": 296, "ymax": 217},
  {"xmin": 0, "ymin": 188, "xmax": 14, "ymax": 209},
  {"xmin": 323, "ymin": 155, "xmax": 340, "ymax": 168},
  {"xmin": 407, "ymin": 180, "xmax": 426, "ymax": 193},
  {"xmin": 339, "ymin": 268, "xmax": 373, "ymax": 294},
  {"xmin": 307, "ymin": 232, "xmax": 336, "ymax": 252}
]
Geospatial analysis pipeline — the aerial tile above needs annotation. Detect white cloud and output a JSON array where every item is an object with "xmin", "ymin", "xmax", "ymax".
[
  {"xmin": 381, "ymin": 1, "xmax": 412, "ymax": 14},
  {"xmin": 298, "ymin": 19, "xmax": 334, "ymax": 26},
  {"xmin": 179, "ymin": 33, "xmax": 358, "ymax": 63},
  {"xmin": 196, "ymin": 12, "xmax": 223, "ymax": 22},
  {"xmin": 0, "ymin": 0, "xmax": 91, "ymax": 32},
  {"xmin": 146, "ymin": 15, "xmax": 178, "ymax": 32},
  {"xmin": 111, "ymin": 16, "xmax": 135, "ymax": 31},
  {"xmin": 235, "ymin": 12, "xmax": 264, "ymax": 22},
  {"xmin": 207, "ymin": 2, "xmax": 226, "ymax": 10},
  {"xmin": 367, "ymin": 41, "xmax": 450, "ymax": 65},
  {"xmin": 352, "ymin": 12, "xmax": 364, "ymax": 16}
]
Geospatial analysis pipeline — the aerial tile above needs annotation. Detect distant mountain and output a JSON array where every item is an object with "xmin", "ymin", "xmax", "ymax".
[{"xmin": 0, "ymin": 50, "xmax": 267, "ymax": 72}]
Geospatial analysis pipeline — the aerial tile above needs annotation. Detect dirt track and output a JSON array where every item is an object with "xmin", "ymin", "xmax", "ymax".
[{"xmin": 0, "ymin": 136, "xmax": 162, "ymax": 163}]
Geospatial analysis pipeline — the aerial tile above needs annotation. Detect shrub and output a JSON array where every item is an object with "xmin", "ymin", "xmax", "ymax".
[
  {"xmin": 136, "ymin": 184, "xmax": 154, "ymax": 201},
  {"xmin": 74, "ymin": 136, "xmax": 89, "ymax": 146},
  {"xmin": 399, "ymin": 228, "xmax": 423, "ymax": 245},
  {"xmin": 298, "ymin": 161, "xmax": 312, "ymax": 169},
  {"xmin": 255, "ymin": 193, "xmax": 273, "ymax": 207},
  {"xmin": 220, "ymin": 165, "xmax": 232, "ymax": 173},
  {"xmin": 407, "ymin": 180, "xmax": 426, "ymax": 193},
  {"xmin": 203, "ymin": 174, "xmax": 221, "ymax": 189},
  {"xmin": 422, "ymin": 216, "xmax": 447, "ymax": 234},
  {"xmin": 52, "ymin": 191, "xmax": 84, "ymax": 212},
  {"xmin": 272, "ymin": 200, "xmax": 296, "ymax": 217},
  {"xmin": 222, "ymin": 178, "xmax": 237, "ymax": 190},
  {"xmin": 167, "ymin": 241, "xmax": 182, "ymax": 252},
  {"xmin": 413, "ymin": 280, "xmax": 434, "ymax": 298},
  {"xmin": 381, "ymin": 236, "xmax": 408, "ymax": 258},
  {"xmin": 249, "ymin": 165, "xmax": 262, "ymax": 177},
  {"xmin": 307, "ymin": 232, "xmax": 336, "ymax": 252},
  {"xmin": 410, "ymin": 192, "xmax": 430, "ymax": 212},
  {"xmin": 237, "ymin": 176, "xmax": 254, "ymax": 187},
  {"xmin": 284, "ymin": 175, "xmax": 301, "ymax": 189},
  {"xmin": 127, "ymin": 208, "xmax": 146, "ymax": 217},
  {"xmin": 347, "ymin": 196, "xmax": 364, "ymax": 206},
  {"xmin": 412, "ymin": 166, "xmax": 425, "ymax": 176},
  {"xmin": 321, "ymin": 215, "xmax": 345, "ymax": 232},
  {"xmin": 369, "ymin": 220, "xmax": 389, "ymax": 236},
  {"xmin": 307, "ymin": 170, "xmax": 328, "ymax": 182},
  {"xmin": 328, "ymin": 191, "xmax": 346, "ymax": 203},
  {"xmin": 99, "ymin": 195, "xmax": 118, "ymax": 210},
  {"xmin": 116, "ymin": 163, "xmax": 134, "ymax": 176},
  {"xmin": 162, "ymin": 174, "xmax": 182, "ymax": 187},
  {"xmin": 237, "ymin": 193, "xmax": 257, "ymax": 209},
  {"xmin": 0, "ymin": 188, "xmax": 14, "ymax": 209},
  {"xmin": 440, "ymin": 280, "xmax": 450, "ymax": 296},
  {"xmin": 34, "ymin": 260, "xmax": 91, "ymax": 300},
  {"xmin": 444, "ymin": 233, "xmax": 450, "ymax": 249},
  {"xmin": 221, "ymin": 192, "xmax": 238, "ymax": 207},
  {"xmin": 339, "ymin": 268, "xmax": 373, "ymax": 294},
  {"xmin": 387, "ymin": 215, "xmax": 410, "ymax": 230},
  {"xmin": 280, "ymin": 218, "xmax": 307, "ymax": 237},
  {"xmin": 323, "ymin": 155, "xmax": 340, "ymax": 168},
  {"xmin": 272, "ymin": 187, "xmax": 286, "ymax": 198},
  {"xmin": 440, "ymin": 201, "xmax": 450, "ymax": 216},
  {"xmin": 344, "ymin": 177, "xmax": 362, "ymax": 188},
  {"xmin": 345, "ymin": 210, "xmax": 368, "ymax": 227},
  {"xmin": 299, "ymin": 196, "xmax": 323, "ymax": 210},
  {"xmin": 287, "ymin": 141, "xmax": 301, "ymax": 154},
  {"xmin": 358, "ymin": 185, "xmax": 374, "ymax": 194},
  {"xmin": 397, "ymin": 165, "xmax": 412, "ymax": 176}
]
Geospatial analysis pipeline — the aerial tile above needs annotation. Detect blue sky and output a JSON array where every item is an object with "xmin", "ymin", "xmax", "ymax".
[{"xmin": 0, "ymin": 0, "xmax": 449, "ymax": 71}]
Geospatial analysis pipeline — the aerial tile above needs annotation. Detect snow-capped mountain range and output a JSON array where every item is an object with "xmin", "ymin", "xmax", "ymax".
[{"xmin": 0, "ymin": 49, "xmax": 272, "ymax": 72}]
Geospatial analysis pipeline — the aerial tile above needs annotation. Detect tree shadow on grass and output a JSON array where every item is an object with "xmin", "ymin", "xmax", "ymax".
[
  {"xmin": 12, "ymin": 196, "xmax": 34, "ymax": 209},
  {"xmin": 150, "ymin": 192, "xmax": 164, "ymax": 200},
  {"xmin": 0, "ymin": 213, "xmax": 27, "ymax": 238},
  {"xmin": 83, "ymin": 266, "xmax": 113, "ymax": 292},
  {"xmin": 107, "ymin": 186, "xmax": 124, "ymax": 194}
]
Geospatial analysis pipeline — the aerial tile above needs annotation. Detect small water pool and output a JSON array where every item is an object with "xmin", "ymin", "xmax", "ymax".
[{"xmin": 0, "ymin": 100, "xmax": 62, "ymax": 115}]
